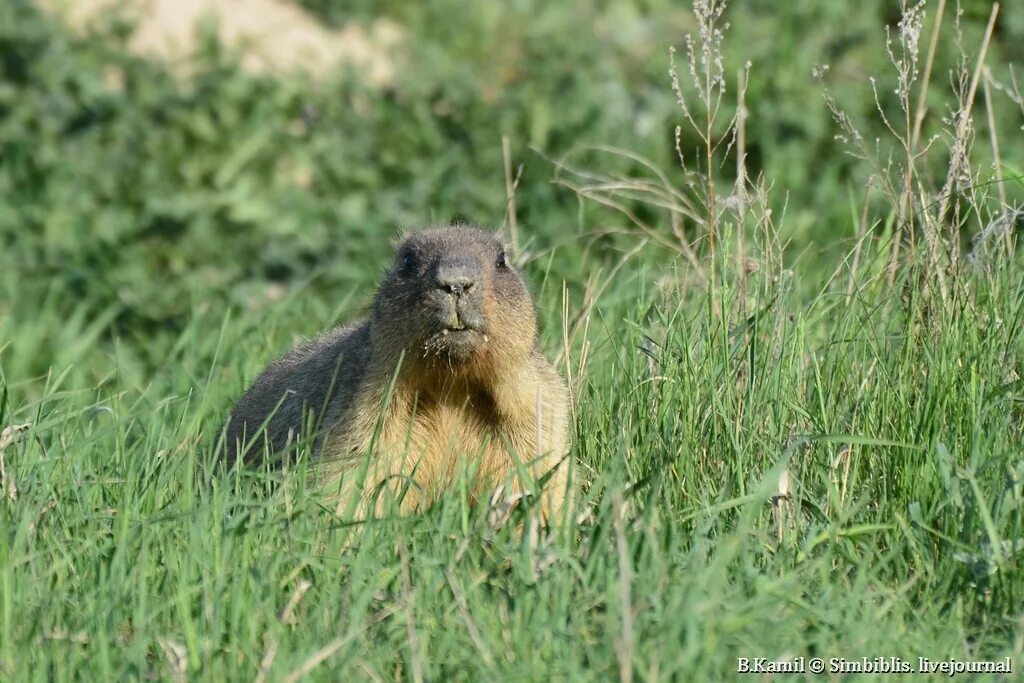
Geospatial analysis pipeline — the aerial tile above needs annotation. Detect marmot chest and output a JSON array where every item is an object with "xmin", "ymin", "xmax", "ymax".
[
  {"xmin": 375, "ymin": 394, "xmax": 528, "ymax": 496},
  {"xmin": 386, "ymin": 398, "xmax": 502, "ymax": 461}
]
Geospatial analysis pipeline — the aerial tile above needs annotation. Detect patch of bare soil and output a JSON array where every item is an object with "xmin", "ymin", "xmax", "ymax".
[{"xmin": 37, "ymin": 0, "xmax": 404, "ymax": 86}]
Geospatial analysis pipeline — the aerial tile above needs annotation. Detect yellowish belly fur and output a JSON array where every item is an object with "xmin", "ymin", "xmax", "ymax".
[{"xmin": 320, "ymin": 379, "xmax": 569, "ymax": 520}]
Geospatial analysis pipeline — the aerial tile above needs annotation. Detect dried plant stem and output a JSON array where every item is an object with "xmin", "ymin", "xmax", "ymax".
[
  {"xmin": 612, "ymin": 491, "xmax": 634, "ymax": 683},
  {"xmin": 445, "ymin": 569, "xmax": 494, "ymax": 668},
  {"xmin": 706, "ymin": 106, "xmax": 717, "ymax": 278},
  {"xmin": 735, "ymin": 65, "xmax": 748, "ymax": 301},
  {"xmin": 671, "ymin": 0, "xmax": 731, "ymax": 293},
  {"xmin": 255, "ymin": 633, "xmax": 280, "ymax": 683},
  {"xmin": 846, "ymin": 189, "xmax": 873, "ymax": 306},
  {"xmin": 399, "ymin": 538, "xmax": 425, "ymax": 683},
  {"xmin": 560, "ymin": 281, "xmax": 576, "ymax": 425},
  {"xmin": 501, "ymin": 136, "xmax": 521, "ymax": 254},
  {"xmin": 910, "ymin": 0, "xmax": 945, "ymax": 150},
  {"xmin": 981, "ymin": 68, "xmax": 1009, "ymax": 256},
  {"xmin": 554, "ymin": 237, "xmax": 649, "ymax": 370},
  {"xmin": 935, "ymin": 2, "xmax": 999, "ymax": 255},
  {"xmin": 282, "ymin": 638, "xmax": 351, "ymax": 683},
  {"xmin": 886, "ymin": 0, "xmax": 929, "ymax": 287}
]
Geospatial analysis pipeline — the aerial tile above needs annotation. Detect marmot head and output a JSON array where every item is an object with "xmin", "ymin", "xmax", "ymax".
[{"xmin": 371, "ymin": 226, "xmax": 537, "ymax": 380}]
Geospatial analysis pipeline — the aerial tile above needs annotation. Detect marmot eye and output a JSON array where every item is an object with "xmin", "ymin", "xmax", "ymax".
[
  {"xmin": 399, "ymin": 251, "xmax": 417, "ymax": 273},
  {"xmin": 496, "ymin": 251, "xmax": 507, "ymax": 269}
]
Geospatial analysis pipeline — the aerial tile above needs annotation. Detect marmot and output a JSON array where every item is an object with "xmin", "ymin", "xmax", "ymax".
[{"xmin": 222, "ymin": 225, "xmax": 571, "ymax": 520}]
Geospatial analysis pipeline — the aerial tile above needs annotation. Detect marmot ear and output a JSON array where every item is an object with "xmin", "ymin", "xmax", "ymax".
[
  {"xmin": 391, "ymin": 228, "xmax": 412, "ymax": 250},
  {"xmin": 447, "ymin": 214, "xmax": 477, "ymax": 226}
]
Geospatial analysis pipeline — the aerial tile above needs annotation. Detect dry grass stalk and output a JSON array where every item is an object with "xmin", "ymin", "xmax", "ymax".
[
  {"xmin": 734, "ymin": 64, "xmax": 750, "ymax": 299},
  {"xmin": 669, "ymin": 0, "xmax": 739, "ymax": 288},
  {"xmin": 278, "ymin": 579, "xmax": 312, "ymax": 625},
  {"xmin": 254, "ymin": 632, "xmax": 279, "ymax": 683},
  {"xmin": 501, "ymin": 136, "xmax": 523, "ymax": 256},
  {"xmin": 550, "ymin": 145, "xmax": 703, "ymax": 265},
  {"xmin": 771, "ymin": 468, "xmax": 792, "ymax": 545},
  {"xmin": 816, "ymin": 0, "xmax": 1009, "ymax": 296},
  {"xmin": 398, "ymin": 538, "xmax": 425, "ymax": 683},
  {"xmin": 612, "ymin": 490, "xmax": 634, "ymax": 683},
  {"xmin": 980, "ymin": 67, "xmax": 1011, "ymax": 258},
  {"xmin": 445, "ymin": 569, "xmax": 495, "ymax": 667},
  {"xmin": 279, "ymin": 605, "xmax": 401, "ymax": 683},
  {"xmin": 156, "ymin": 637, "xmax": 187, "ymax": 683},
  {"xmin": 0, "ymin": 423, "xmax": 30, "ymax": 502},
  {"xmin": 934, "ymin": 3, "xmax": 999, "ymax": 243}
]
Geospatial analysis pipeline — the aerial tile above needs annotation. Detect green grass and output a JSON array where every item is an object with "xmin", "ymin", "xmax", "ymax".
[
  {"xmin": 2, "ymin": 0, "xmax": 1024, "ymax": 680},
  {"xmin": 4, "ymin": 244, "xmax": 1023, "ymax": 680}
]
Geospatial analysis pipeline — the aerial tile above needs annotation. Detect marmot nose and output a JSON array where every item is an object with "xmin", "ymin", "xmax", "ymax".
[{"xmin": 435, "ymin": 269, "xmax": 476, "ymax": 296}]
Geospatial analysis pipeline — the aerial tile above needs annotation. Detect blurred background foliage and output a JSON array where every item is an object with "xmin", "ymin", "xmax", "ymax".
[{"xmin": 1, "ymin": 0, "xmax": 1022, "ymax": 384}]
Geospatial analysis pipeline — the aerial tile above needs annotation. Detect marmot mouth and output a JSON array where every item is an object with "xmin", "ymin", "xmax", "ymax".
[
  {"xmin": 441, "ymin": 321, "xmax": 485, "ymax": 334},
  {"xmin": 423, "ymin": 326, "xmax": 490, "ymax": 363},
  {"xmin": 436, "ymin": 327, "xmax": 489, "ymax": 343}
]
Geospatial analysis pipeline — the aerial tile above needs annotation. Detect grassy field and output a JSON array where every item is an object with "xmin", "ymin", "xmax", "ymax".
[{"xmin": 2, "ymin": 0, "xmax": 1024, "ymax": 680}]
